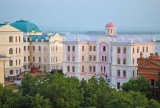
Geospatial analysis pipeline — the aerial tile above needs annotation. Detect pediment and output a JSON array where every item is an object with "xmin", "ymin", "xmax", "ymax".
[
  {"xmin": 0, "ymin": 24, "xmax": 21, "ymax": 32},
  {"xmin": 139, "ymin": 60, "xmax": 160, "ymax": 67}
]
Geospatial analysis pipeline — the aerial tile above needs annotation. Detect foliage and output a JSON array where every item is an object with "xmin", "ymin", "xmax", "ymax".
[
  {"xmin": 121, "ymin": 76, "xmax": 152, "ymax": 98},
  {"xmin": 0, "ymin": 72, "xmax": 160, "ymax": 108}
]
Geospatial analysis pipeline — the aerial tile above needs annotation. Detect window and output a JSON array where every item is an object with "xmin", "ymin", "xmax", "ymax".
[
  {"xmin": 93, "ymin": 55, "xmax": 96, "ymax": 61},
  {"xmin": 16, "ymin": 37, "xmax": 17, "ymax": 42},
  {"xmin": 117, "ymin": 82, "xmax": 120, "ymax": 89},
  {"xmin": 9, "ymin": 36, "xmax": 13, "ymax": 42},
  {"xmin": 104, "ymin": 66, "xmax": 105, "ymax": 73},
  {"xmin": 67, "ymin": 56, "xmax": 70, "ymax": 61},
  {"xmin": 56, "ymin": 46, "xmax": 57, "ymax": 51},
  {"xmin": 101, "ymin": 66, "xmax": 103, "ymax": 72},
  {"xmin": 102, "ymin": 56, "xmax": 104, "ymax": 61},
  {"xmin": 137, "ymin": 47, "xmax": 139, "ymax": 53},
  {"xmin": 133, "ymin": 48, "xmax": 134, "ymax": 53},
  {"xmin": 56, "ymin": 57, "xmax": 57, "ymax": 62},
  {"xmin": 16, "ymin": 70, "xmax": 18, "ymax": 74},
  {"xmin": 19, "ymin": 48, "xmax": 21, "ymax": 53},
  {"xmin": 67, "ymin": 66, "xmax": 70, "ymax": 72},
  {"xmin": 39, "ymin": 65, "xmax": 41, "ymax": 69},
  {"xmin": 117, "ymin": 70, "xmax": 120, "ymax": 76},
  {"xmin": 117, "ymin": 47, "xmax": 120, "ymax": 53},
  {"xmin": 117, "ymin": 58, "xmax": 120, "ymax": 64},
  {"xmin": 146, "ymin": 46, "xmax": 148, "ymax": 52},
  {"xmin": 82, "ymin": 46, "xmax": 84, "ymax": 51},
  {"xmin": 67, "ymin": 46, "xmax": 70, "ymax": 51},
  {"xmin": 72, "ymin": 46, "xmax": 75, "ymax": 51},
  {"xmin": 82, "ymin": 56, "xmax": 84, "ymax": 61},
  {"xmin": 123, "ymin": 47, "xmax": 126, "ymax": 54},
  {"xmin": 137, "ymin": 58, "xmax": 138, "ymax": 64},
  {"xmin": 16, "ymin": 60, "xmax": 17, "ymax": 65},
  {"xmin": 33, "ymin": 57, "xmax": 35, "ymax": 62},
  {"xmin": 89, "ymin": 46, "xmax": 92, "ymax": 51},
  {"xmin": 24, "ymin": 65, "xmax": 26, "ymax": 69},
  {"xmin": 133, "ymin": 70, "xmax": 134, "ymax": 77},
  {"xmin": 93, "ymin": 66, "xmax": 96, "ymax": 72},
  {"xmin": 9, "ymin": 48, "xmax": 13, "ymax": 54},
  {"xmin": 133, "ymin": 59, "xmax": 134, "ymax": 64},
  {"xmin": 28, "ymin": 56, "xmax": 30, "ymax": 61},
  {"xmin": 82, "ymin": 66, "xmax": 84, "ymax": 72},
  {"xmin": 19, "ymin": 36, "xmax": 20, "ymax": 42},
  {"xmin": 137, "ymin": 70, "xmax": 139, "ymax": 76},
  {"xmin": 93, "ymin": 46, "xmax": 96, "ymax": 51},
  {"xmin": 143, "ymin": 47, "xmax": 144, "ymax": 52},
  {"xmin": 39, "ymin": 57, "xmax": 41, "ymax": 62},
  {"xmin": 39, "ymin": 46, "xmax": 41, "ymax": 51},
  {"xmin": 16, "ymin": 48, "xmax": 17, "ymax": 54},
  {"xmin": 33, "ymin": 46, "xmax": 35, "ymax": 51},
  {"xmin": 28, "ymin": 46, "xmax": 30, "ymax": 51},
  {"xmin": 89, "ymin": 55, "xmax": 92, "ymax": 61},
  {"xmin": 72, "ymin": 56, "xmax": 75, "ymax": 61},
  {"xmin": 24, "ymin": 56, "xmax": 26, "ymax": 62},
  {"xmin": 10, "ymin": 70, "xmax": 13, "ymax": 75},
  {"xmin": 105, "ymin": 56, "xmax": 107, "ymax": 62},
  {"xmin": 72, "ymin": 66, "xmax": 75, "ymax": 72},
  {"xmin": 44, "ymin": 47, "xmax": 46, "ymax": 51},
  {"xmin": 19, "ymin": 59, "xmax": 20, "ymax": 65},
  {"xmin": 89, "ymin": 66, "xmax": 92, "ymax": 72},
  {"xmin": 24, "ymin": 46, "xmax": 26, "ymax": 51},
  {"xmin": 123, "ymin": 58, "xmax": 126, "ymax": 64},
  {"xmin": 123, "ymin": 70, "xmax": 126, "ymax": 77},
  {"xmin": 103, "ymin": 46, "xmax": 106, "ymax": 52},
  {"xmin": 9, "ymin": 60, "xmax": 13, "ymax": 66}
]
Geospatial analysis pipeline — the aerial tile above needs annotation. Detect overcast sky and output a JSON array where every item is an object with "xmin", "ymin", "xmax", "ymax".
[{"xmin": 0, "ymin": 0, "xmax": 160, "ymax": 32}]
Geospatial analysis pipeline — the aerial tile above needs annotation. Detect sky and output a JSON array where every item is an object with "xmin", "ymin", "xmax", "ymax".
[{"xmin": 0, "ymin": 0, "xmax": 160, "ymax": 32}]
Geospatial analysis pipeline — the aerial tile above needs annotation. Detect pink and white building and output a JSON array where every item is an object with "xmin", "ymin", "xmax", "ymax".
[{"xmin": 63, "ymin": 21, "xmax": 155, "ymax": 89}]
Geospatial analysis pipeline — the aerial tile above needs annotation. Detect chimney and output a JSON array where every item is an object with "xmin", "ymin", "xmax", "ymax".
[{"xmin": 155, "ymin": 53, "xmax": 159, "ymax": 58}]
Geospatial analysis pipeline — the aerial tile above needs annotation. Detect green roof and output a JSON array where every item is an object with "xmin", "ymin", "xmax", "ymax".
[{"xmin": 10, "ymin": 19, "xmax": 41, "ymax": 33}]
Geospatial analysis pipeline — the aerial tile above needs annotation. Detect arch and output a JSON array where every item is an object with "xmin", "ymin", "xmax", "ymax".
[{"xmin": 9, "ymin": 48, "xmax": 13, "ymax": 54}]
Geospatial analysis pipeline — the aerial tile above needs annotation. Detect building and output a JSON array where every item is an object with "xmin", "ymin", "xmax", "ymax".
[
  {"xmin": 0, "ymin": 55, "xmax": 10, "ymax": 85},
  {"xmin": 138, "ymin": 53, "xmax": 160, "ymax": 86},
  {"xmin": 0, "ymin": 17, "xmax": 63, "ymax": 77},
  {"xmin": 63, "ymin": 21, "xmax": 155, "ymax": 89},
  {"xmin": 138, "ymin": 53, "xmax": 160, "ymax": 98},
  {"xmin": 0, "ymin": 22, "xmax": 24, "ymax": 77}
]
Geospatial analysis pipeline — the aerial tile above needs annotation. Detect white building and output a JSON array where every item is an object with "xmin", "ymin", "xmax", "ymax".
[{"xmin": 63, "ymin": 21, "xmax": 155, "ymax": 89}]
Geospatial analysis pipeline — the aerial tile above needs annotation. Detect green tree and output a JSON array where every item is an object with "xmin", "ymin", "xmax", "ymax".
[{"xmin": 121, "ymin": 76, "xmax": 152, "ymax": 98}]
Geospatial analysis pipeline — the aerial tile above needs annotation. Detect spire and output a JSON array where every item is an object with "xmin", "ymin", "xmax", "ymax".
[{"xmin": 21, "ymin": 16, "xmax": 23, "ymax": 20}]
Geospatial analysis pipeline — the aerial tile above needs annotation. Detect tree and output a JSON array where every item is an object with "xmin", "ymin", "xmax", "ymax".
[
  {"xmin": 121, "ymin": 76, "xmax": 152, "ymax": 99},
  {"xmin": 156, "ymin": 71, "xmax": 160, "ymax": 101},
  {"xmin": 108, "ymin": 91, "xmax": 160, "ymax": 108}
]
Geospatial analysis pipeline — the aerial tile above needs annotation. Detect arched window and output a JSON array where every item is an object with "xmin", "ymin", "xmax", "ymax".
[
  {"xmin": 24, "ymin": 46, "xmax": 26, "ymax": 51},
  {"xmin": 146, "ymin": 46, "xmax": 148, "ymax": 52},
  {"xmin": 9, "ymin": 48, "xmax": 13, "ymax": 54},
  {"xmin": 9, "ymin": 36, "xmax": 13, "ymax": 42},
  {"xmin": 39, "ymin": 46, "xmax": 41, "ymax": 51}
]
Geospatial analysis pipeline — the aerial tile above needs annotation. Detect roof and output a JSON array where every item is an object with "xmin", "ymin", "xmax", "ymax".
[
  {"xmin": 0, "ymin": 24, "xmax": 6, "ymax": 27},
  {"xmin": 0, "ymin": 55, "xmax": 10, "ymax": 61},
  {"xmin": 24, "ymin": 32, "xmax": 58, "ymax": 42},
  {"xmin": 106, "ymin": 22, "xmax": 116, "ymax": 28},
  {"xmin": 10, "ymin": 19, "xmax": 41, "ymax": 32}
]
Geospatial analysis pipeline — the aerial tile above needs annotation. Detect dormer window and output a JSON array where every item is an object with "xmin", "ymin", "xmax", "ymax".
[{"xmin": 36, "ymin": 38, "xmax": 38, "ymax": 42}]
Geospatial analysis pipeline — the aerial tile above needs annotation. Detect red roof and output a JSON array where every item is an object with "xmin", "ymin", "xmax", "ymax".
[{"xmin": 106, "ymin": 22, "xmax": 116, "ymax": 28}]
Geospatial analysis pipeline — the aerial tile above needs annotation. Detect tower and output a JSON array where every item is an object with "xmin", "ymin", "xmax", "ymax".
[{"xmin": 105, "ymin": 21, "xmax": 116, "ymax": 37}]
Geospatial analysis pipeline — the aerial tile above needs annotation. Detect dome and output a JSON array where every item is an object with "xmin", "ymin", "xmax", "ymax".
[
  {"xmin": 10, "ymin": 19, "xmax": 41, "ymax": 33},
  {"xmin": 106, "ymin": 22, "xmax": 116, "ymax": 28}
]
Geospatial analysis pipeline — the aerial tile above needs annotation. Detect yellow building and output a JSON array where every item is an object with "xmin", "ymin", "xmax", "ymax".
[
  {"xmin": 0, "ymin": 55, "xmax": 10, "ymax": 85},
  {"xmin": 0, "ymin": 23, "xmax": 24, "ymax": 77}
]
